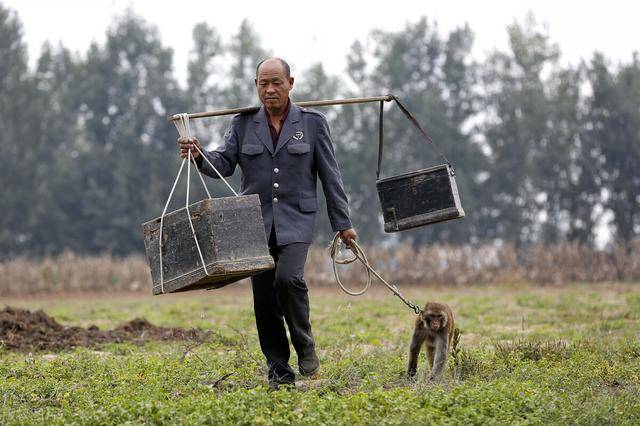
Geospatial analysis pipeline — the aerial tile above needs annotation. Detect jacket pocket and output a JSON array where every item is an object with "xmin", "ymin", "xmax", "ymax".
[
  {"xmin": 241, "ymin": 144, "xmax": 264, "ymax": 155},
  {"xmin": 299, "ymin": 197, "xmax": 318, "ymax": 212},
  {"xmin": 287, "ymin": 143, "xmax": 310, "ymax": 154}
]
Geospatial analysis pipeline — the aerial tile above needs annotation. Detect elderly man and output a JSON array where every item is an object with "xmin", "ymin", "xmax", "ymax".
[{"xmin": 179, "ymin": 57, "xmax": 357, "ymax": 389}]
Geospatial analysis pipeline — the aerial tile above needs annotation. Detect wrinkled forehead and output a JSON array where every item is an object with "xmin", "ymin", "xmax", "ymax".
[{"xmin": 257, "ymin": 61, "xmax": 287, "ymax": 80}]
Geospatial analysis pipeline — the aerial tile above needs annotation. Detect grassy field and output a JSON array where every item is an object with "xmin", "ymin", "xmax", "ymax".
[{"xmin": 1, "ymin": 282, "xmax": 639, "ymax": 425}]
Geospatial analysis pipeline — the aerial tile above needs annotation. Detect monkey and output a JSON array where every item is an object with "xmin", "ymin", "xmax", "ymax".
[{"xmin": 407, "ymin": 302, "xmax": 455, "ymax": 381}]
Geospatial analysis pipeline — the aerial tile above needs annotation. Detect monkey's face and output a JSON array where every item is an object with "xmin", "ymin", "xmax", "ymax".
[{"xmin": 423, "ymin": 313, "xmax": 447, "ymax": 331}]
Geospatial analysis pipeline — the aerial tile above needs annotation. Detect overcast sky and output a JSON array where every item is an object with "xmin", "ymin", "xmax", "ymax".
[{"xmin": 5, "ymin": 0, "xmax": 639, "ymax": 85}]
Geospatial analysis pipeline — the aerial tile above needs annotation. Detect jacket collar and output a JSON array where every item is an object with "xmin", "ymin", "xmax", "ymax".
[{"xmin": 253, "ymin": 100, "xmax": 301, "ymax": 156}]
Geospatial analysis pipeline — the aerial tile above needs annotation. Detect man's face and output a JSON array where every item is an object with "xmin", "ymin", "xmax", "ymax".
[{"xmin": 255, "ymin": 59, "xmax": 294, "ymax": 113}]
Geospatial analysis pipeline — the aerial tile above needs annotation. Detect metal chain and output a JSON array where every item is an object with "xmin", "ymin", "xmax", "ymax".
[{"xmin": 329, "ymin": 233, "xmax": 423, "ymax": 315}]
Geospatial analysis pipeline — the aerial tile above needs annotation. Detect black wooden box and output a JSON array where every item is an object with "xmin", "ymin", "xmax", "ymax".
[
  {"xmin": 141, "ymin": 195, "xmax": 274, "ymax": 295},
  {"xmin": 376, "ymin": 164, "xmax": 465, "ymax": 232}
]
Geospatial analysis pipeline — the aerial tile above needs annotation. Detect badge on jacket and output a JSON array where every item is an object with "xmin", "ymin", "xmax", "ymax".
[{"xmin": 293, "ymin": 131, "xmax": 304, "ymax": 141}]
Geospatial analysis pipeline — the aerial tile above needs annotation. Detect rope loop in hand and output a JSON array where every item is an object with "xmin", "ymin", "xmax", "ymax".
[{"xmin": 329, "ymin": 233, "xmax": 371, "ymax": 296}]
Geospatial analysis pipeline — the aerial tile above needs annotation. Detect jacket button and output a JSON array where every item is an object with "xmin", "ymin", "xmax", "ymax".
[
  {"xmin": 273, "ymin": 197, "xmax": 278, "ymax": 203},
  {"xmin": 274, "ymin": 168, "xmax": 279, "ymax": 173},
  {"xmin": 273, "ymin": 183, "xmax": 279, "ymax": 188}
]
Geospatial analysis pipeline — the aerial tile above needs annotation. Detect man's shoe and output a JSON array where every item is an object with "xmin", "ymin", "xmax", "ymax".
[{"xmin": 298, "ymin": 353, "xmax": 320, "ymax": 377}]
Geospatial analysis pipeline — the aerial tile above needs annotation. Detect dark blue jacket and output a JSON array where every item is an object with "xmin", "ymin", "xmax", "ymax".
[{"xmin": 199, "ymin": 102, "xmax": 352, "ymax": 245}]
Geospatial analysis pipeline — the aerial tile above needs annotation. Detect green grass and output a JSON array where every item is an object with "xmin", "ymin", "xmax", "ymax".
[{"xmin": 1, "ymin": 282, "xmax": 639, "ymax": 425}]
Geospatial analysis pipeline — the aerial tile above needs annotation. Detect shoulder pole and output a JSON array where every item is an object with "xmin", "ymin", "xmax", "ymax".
[{"xmin": 167, "ymin": 95, "xmax": 394, "ymax": 122}]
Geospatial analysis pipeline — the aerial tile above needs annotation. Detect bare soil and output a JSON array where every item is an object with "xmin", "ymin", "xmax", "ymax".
[{"xmin": 0, "ymin": 306, "xmax": 210, "ymax": 352}]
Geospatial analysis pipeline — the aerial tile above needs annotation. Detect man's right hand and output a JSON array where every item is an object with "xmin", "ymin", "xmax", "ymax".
[{"xmin": 178, "ymin": 137, "xmax": 202, "ymax": 160}]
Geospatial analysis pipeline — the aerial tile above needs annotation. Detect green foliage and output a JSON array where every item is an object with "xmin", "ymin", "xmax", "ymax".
[
  {"xmin": 494, "ymin": 339, "xmax": 571, "ymax": 362},
  {"xmin": 74, "ymin": 12, "xmax": 186, "ymax": 255},
  {"xmin": 0, "ymin": 4, "xmax": 40, "ymax": 255},
  {"xmin": 223, "ymin": 19, "xmax": 269, "ymax": 109},
  {"xmin": 334, "ymin": 18, "xmax": 485, "ymax": 245},
  {"xmin": 2, "ymin": 4, "xmax": 640, "ymax": 257},
  {"xmin": 1, "ymin": 283, "xmax": 639, "ymax": 424},
  {"xmin": 583, "ymin": 53, "xmax": 640, "ymax": 241},
  {"xmin": 482, "ymin": 15, "xmax": 570, "ymax": 243}
]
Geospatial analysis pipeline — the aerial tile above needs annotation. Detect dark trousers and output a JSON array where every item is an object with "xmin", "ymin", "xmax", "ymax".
[{"xmin": 251, "ymin": 227, "xmax": 315, "ymax": 384}]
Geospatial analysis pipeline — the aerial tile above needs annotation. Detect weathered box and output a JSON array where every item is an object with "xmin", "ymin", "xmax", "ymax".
[
  {"xmin": 376, "ymin": 164, "xmax": 465, "ymax": 232},
  {"xmin": 141, "ymin": 195, "xmax": 274, "ymax": 295}
]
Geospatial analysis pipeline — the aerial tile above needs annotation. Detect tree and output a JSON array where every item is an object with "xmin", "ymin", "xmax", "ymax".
[
  {"xmin": 222, "ymin": 20, "xmax": 269, "ymax": 109},
  {"xmin": 187, "ymin": 22, "xmax": 222, "ymax": 112},
  {"xmin": 480, "ymin": 15, "xmax": 611, "ymax": 246},
  {"xmin": 0, "ymin": 5, "xmax": 42, "ymax": 257},
  {"xmin": 186, "ymin": 22, "xmax": 225, "ymax": 144},
  {"xmin": 27, "ymin": 43, "xmax": 86, "ymax": 254},
  {"xmin": 69, "ymin": 11, "xmax": 185, "ymax": 254},
  {"xmin": 537, "ymin": 65, "xmax": 595, "ymax": 244},
  {"xmin": 3, "ymin": 9, "xmax": 635, "ymax": 257},
  {"xmin": 330, "ymin": 40, "xmax": 386, "ymax": 244},
  {"xmin": 583, "ymin": 53, "xmax": 640, "ymax": 241},
  {"xmin": 336, "ymin": 18, "xmax": 484, "ymax": 245}
]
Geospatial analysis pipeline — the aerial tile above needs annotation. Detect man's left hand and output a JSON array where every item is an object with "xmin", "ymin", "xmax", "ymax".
[{"xmin": 339, "ymin": 228, "xmax": 358, "ymax": 248}]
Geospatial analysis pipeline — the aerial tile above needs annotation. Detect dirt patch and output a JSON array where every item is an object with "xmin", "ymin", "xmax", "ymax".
[{"xmin": 0, "ymin": 306, "xmax": 210, "ymax": 352}]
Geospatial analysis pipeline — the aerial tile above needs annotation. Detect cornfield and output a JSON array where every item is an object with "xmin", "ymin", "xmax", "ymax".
[{"xmin": 1, "ymin": 241, "xmax": 639, "ymax": 296}]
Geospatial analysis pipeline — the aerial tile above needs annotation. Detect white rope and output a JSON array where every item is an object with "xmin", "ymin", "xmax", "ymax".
[
  {"xmin": 184, "ymin": 115, "xmax": 211, "ymax": 281},
  {"xmin": 329, "ymin": 233, "xmax": 423, "ymax": 314},
  {"xmin": 329, "ymin": 233, "xmax": 371, "ymax": 296},
  {"xmin": 174, "ymin": 114, "xmax": 213, "ymax": 198},
  {"xmin": 157, "ymin": 158, "xmax": 186, "ymax": 294},
  {"xmin": 174, "ymin": 113, "xmax": 238, "ymax": 196},
  {"xmin": 191, "ymin": 143, "xmax": 239, "ymax": 196},
  {"xmin": 155, "ymin": 113, "xmax": 239, "ymax": 293}
]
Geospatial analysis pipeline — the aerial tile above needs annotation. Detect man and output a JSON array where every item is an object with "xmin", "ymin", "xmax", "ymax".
[{"xmin": 178, "ymin": 57, "xmax": 357, "ymax": 389}]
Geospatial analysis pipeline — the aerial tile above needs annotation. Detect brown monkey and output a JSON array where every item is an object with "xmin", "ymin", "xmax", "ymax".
[{"xmin": 407, "ymin": 302, "xmax": 455, "ymax": 381}]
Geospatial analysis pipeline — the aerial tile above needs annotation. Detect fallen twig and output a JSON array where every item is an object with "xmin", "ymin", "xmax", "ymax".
[{"xmin": 207, "ymin": 372, "xmax": 236, "ymax": 388}]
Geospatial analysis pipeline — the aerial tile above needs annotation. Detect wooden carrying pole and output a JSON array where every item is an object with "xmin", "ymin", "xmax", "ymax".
[{"xmin": 168, "ymin": 95, "xmax": 394, "ymax": 121}]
